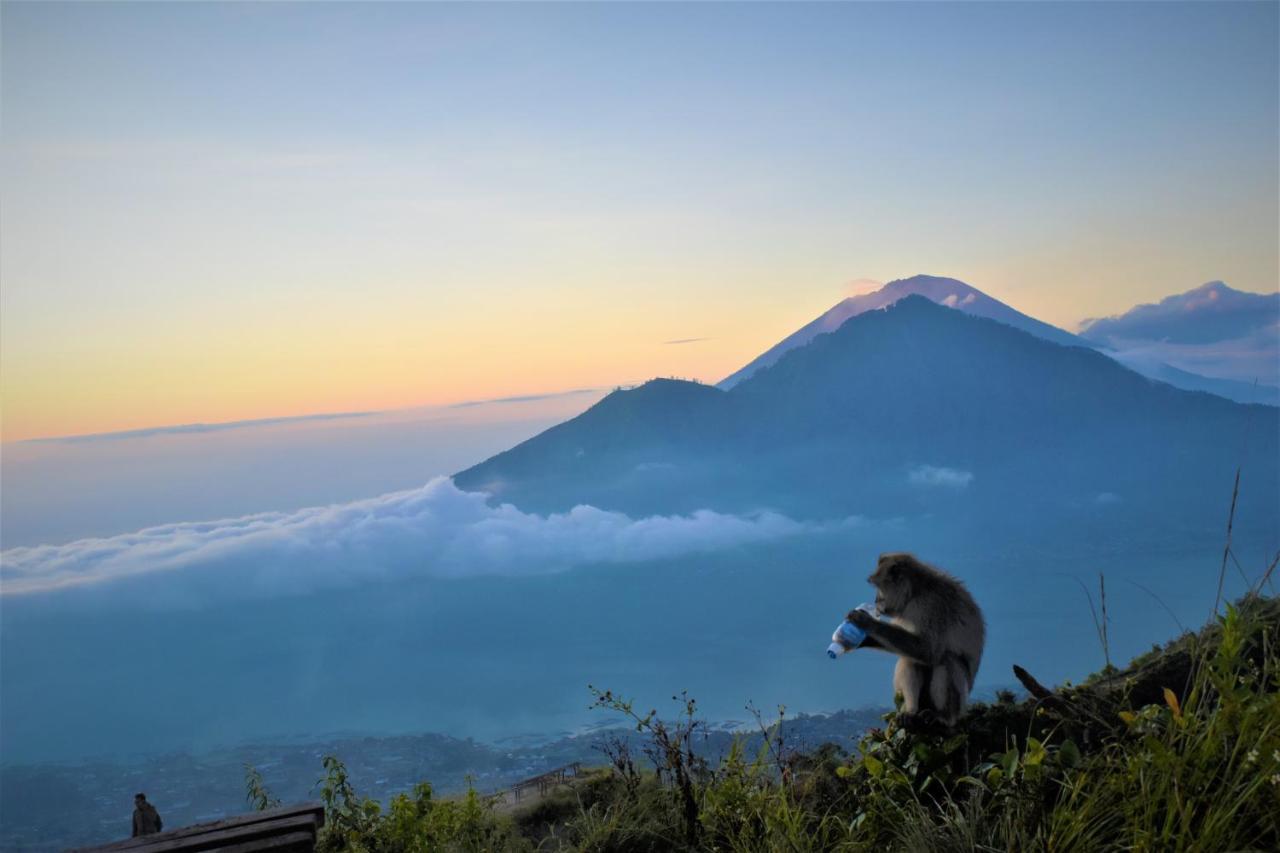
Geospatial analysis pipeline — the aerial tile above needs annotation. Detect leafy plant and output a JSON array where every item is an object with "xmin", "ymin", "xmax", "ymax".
[{"xmin": 244, "ymin": 763, "xmax": 281, "ymax": 811}]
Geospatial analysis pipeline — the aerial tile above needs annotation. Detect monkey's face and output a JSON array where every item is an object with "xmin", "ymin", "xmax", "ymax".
[{"xmin": 868, "ymin": 553, "xmax": 912, "ymax": 616}]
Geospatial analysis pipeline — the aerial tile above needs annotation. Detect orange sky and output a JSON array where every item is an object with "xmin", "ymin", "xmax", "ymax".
[{"xmin": 3, "ymin": 3, "xmax": 1276, "ymax": 442}]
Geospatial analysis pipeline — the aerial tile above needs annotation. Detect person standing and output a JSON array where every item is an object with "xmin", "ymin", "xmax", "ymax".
[{"xmin": 132, "ymin": 793, "xmax": 163, "ymax": 837}]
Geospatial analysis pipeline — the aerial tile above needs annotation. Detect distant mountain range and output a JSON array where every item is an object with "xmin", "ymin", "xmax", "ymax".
[
  {"xmin": 456, "ymin": 294, "xmax": 1278, "ymax": 531},
  {"xmin": 1080, "ymin": 280, "xmax": 1279, "ymax": 398},
  {"xmin": 719, "ymin": 275, "xmax": 1278, "ymax": 405},
  {"xmin": 1080, "ymin": 280, "xmax": 1278, "ymax": 346}
]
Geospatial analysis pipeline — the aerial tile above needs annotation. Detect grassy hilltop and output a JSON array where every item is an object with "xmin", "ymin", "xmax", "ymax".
[{"xmin": 273, "ymin": 592, "xmax": 1279, "ymax": 852}]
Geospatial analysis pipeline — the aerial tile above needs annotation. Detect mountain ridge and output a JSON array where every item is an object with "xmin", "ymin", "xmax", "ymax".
[
  {"xmin": 1078, "ymin": 281, "xmax": 1279, "ymax": 400},
  {"xmin": 718, "ymin": 274, "xmax": 1277, "ymax": 405},
  {"xmin": 1080, "ymin": 280, "xmax": 1280, "ymax": 345},
  {"xmin": 455, "ymin": 296, "xmax": 1278, "ymax": 528},
  {"xmin": 717, "ymin": 274, "xmax": 1084, "ymax": 389}
]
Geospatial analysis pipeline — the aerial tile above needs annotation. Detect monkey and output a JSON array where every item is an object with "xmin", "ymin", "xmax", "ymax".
[{"xmin": 846, "ymin": 552, "xmax": 985, "ymax": 729}]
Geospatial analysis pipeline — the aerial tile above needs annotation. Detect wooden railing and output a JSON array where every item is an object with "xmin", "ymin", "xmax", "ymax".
[
  {"xmin": 67, "ymin": 802, "xmax": 325, "ymax": 853},
  {"xmin": 507, "ymin": 762, "xmax": 584, "ymax": 802}
]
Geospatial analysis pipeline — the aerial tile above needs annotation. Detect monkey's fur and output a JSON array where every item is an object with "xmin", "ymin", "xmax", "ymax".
[{"xmin": 848, "ymin": 552, "xmax": 985, "ymax": 729}]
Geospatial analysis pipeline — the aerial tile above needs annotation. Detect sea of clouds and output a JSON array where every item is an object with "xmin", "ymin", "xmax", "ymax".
[{"xmin": 0, "ymin": 477, "xmax": 857, "ymax": 602}]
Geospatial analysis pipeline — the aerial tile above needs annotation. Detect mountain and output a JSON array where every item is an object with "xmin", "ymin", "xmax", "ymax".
[
  {"xmin": 1079, "ymin": 281, "xmax": 1280, "ymax": 402},
  {"xmin": 454, "ymin": 378, "xmax": 735, "ymax": 515},
  {"xmin": 1080, "ymin": 280, "xmax": 1279, "ymax": 346},
  {"xmin": 717, "ymin": 275, "xmax": 1082, "ymax": 389},
  {"xmin": 455, "ymin": 296, "xmax": 1278, "ymax": 530},
  {"xmin": 1103, "ymin": 357, "xmax": 1277, "ymax": 407},
  {"xmin": 719, "ymin": 274, "xmax": 1278, "ymax": 405}
]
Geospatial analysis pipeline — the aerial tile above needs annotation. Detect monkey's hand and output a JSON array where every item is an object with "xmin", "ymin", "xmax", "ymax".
[{"xmin": 847, "ymin": 608, "xmax": 875, "ymax": 630}]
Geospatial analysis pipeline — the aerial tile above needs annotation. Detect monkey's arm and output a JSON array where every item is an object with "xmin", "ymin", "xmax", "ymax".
[
  {"xmin": 844, "ymin": 609, "xmax": 885, "ymax": 650},
  {"xmin": 850, "ymin": 613, "xmax": 936, "ymax": 663}
]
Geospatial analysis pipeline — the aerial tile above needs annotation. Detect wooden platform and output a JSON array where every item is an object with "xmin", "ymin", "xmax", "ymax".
[{"xmin": 67, "ymin": 802, "xmax": 325, "ymax": 853}]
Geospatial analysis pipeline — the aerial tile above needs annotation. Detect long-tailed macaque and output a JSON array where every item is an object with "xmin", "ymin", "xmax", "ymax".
[{"xmin": 847, "ymin": 552, "xmax": 985, "ymax": 728}]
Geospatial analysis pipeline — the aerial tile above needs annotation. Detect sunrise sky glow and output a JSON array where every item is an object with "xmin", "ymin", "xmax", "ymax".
[{"xmin": 3, "ymin": 1, "xmax": 1277, "ymax": 441}]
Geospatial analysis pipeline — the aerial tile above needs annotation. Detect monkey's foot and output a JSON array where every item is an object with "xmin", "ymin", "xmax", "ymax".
[{"xmin": 898, "ymin": 710, "xmax": 951, "ymax": 735}]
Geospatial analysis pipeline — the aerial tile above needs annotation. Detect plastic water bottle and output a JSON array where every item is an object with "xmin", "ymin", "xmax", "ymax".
[{"xmin": 827, "ymin": 604, "xmax": 880, "ymax": 658}]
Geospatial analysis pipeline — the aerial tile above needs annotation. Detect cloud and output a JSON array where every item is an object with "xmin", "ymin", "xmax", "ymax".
[
  {"xmin": 908, "ymin": 465, "xmax": 974, "ymax": 489},
  {"xmin": 844, "ymin": 278, "xmax": 884, "ymax": 297},
  {"xmin": 1094, "ymin": 492, "xmax": 1121, "ymax": 505},
  {"xmin": 448, "ymin": 388, "xmax": 601, "ymax": 408},
  {"xmin": 940, "ymin": 293, "xmax": 978, "ymax": 309},
  {"xmin": 0, "ymin": 478, "xmax": 854, "ymax": 600},
  {"xmin": 663, "ymin": 338, "xmax": 711, "ymax": 345},
  {"xmin": 1101, "ymin": 328, "xmax": 1280, "ymax": 387},
  {"xmin": 24, "ymin": 411, "xmax": 378, "ymax": 444},
  {"xmin": 1079, "ymin": 281, "xmax": 1279, "ymax": 346}
]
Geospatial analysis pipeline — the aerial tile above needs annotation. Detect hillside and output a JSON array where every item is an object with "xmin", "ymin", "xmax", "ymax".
[
  {"xmin": 453, "ymin": 378, "xmax": 732, "ymax": 515},
  {"xmin": 229, "ymin": 593, "xmax": 1280, "ymax": 852}
]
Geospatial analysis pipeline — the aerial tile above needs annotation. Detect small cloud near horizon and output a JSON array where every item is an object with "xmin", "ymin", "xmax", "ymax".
[
  {"xmin": 845, "ymin": 278, "xmax": 884, "ymax": 297},
  {"xmin": 941, "ymin": 293, "xmax": 978, "ymax": 308},
  {"xmin": 663, "ymin": 338, "xmax": 712, "ymax": 345},
  {"xmin": 908, "ymin": 465, "xmax": 974, "ymax": 489}
]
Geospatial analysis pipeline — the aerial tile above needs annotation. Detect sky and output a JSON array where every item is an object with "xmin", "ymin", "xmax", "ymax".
[
  {"xmin": 3, "ymin": 1, "xmax": 1278, "ymax": 442},
  {"xmin": 0, "ymin": 390, "xmax": 607, "ymax": 547}
]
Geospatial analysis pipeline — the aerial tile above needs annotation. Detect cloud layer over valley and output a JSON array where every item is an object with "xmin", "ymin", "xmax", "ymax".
[{"xmin": 0, "ymin": 478, "xmax": 855, "ymax": 600}]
